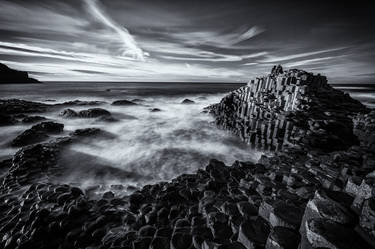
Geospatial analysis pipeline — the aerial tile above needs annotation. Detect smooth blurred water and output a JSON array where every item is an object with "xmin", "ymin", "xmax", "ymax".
[
  {"xmin": 0, "ymin": 82, "xmax": 373, "ymax": 192},
  {"xmin": 0, "ymin": 82, "xmax": 261, "ymax": 191}
]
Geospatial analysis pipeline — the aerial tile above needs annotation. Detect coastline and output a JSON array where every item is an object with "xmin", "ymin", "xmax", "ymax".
[{"xmin": 0, "ymin": 66, "xmax": 374, "ymax": 249}]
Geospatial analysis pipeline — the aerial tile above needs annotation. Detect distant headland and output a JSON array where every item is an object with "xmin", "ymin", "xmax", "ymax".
[{"xmin": 0, "ymin": 62, "xmax": 41, "ymax": 84}]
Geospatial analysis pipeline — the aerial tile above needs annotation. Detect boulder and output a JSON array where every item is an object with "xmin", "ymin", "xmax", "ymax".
[
  {"xmin": 11, "ymin": 121, "xmax": 64, "ymax": 147},
  {"xmin": 112, "ymin": 99, "xmax": 137, "ymax": 106},
  {"xmin": 22, "ymin": 115, "xmax": 47, "ymax": 123},
  {"xmin": 237, "ymin": 218, "xmax": 270, "ymax": 249},
  {"xmin": 305, "ymin": 218, "xmax": 369, "ymax": 249},
  {"xmin": 78, "ymin": 108, "xmax": 111, "ymax": 118},
  {"xmin": 181, "ymin": 99, "xmax": 195, "ymax": 104},
  {"xmin": 265, "ymin": 227, "xmax": 300, "ymax": 249}
]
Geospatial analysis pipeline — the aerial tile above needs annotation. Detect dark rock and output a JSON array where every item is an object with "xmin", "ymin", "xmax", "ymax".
[
  {"xmin": 60, "ymin": 108, "xmax": 79, "ymax": 118},
  {"xmin": 70, "ymin": 128, "xmax": 102, "ymax": 137},
  {"xmin": 56, "ymin": 100, "xmax": 105, "ymax": 106},
  {"xmin": 22, "ymin": 116, "xmax": 47, "ymax": 123},
  {"xmin": 171, "ymin": 233, "xmax": 192, "ymax": 249},
  {"xmin": 305, "ymin": 218, "xmax": 369, "ymax": 249},
  {"xmin": 0, "ymin": 114, "xmax": 17, "ymax": 126},
  {"xmin": 151, "ymin": 108, "xmax": 162, "ymax": 112},
  {"xmin": 181, "ymin": 99, "xmax": 195, "ymax": 104},
  {"xmin": 11, "ymin": 121, "xmax": 64, "ymax": 147},
  {"xmin": 0, "ymin": 63, "xmax": 41, "ymax": 84},
  {"xmin": 238, "ymin": 218, "xmax": 270, "ymax": 248},
  {"xmin": 0, "ymin": 99, "xmax": 49, "ymax": 114},
  {"xmin": 78, "ymin": 108, "xmax": 111, "ymax": 118},
  {"xmin": 265, "ymin": 227, "xmax": 300, "ymax": 249},
  {"xmin": 112, "ymin": 100, "xmax": 137, "ymax": 106},
  {"xmin": 60, "ymin": 108, "xmax": 111, "ymax": 119}
]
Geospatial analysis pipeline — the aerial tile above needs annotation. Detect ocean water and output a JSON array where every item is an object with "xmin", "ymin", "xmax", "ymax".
[
  {"xmin": 0, "ymin": 82, "xmax": 260, "ymax": 192},
  {"xmin": 0, "ymin": 82, "xmax": 374, "ymax": 192}
]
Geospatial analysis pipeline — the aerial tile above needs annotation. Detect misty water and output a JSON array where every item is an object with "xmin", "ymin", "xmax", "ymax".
[
  {"xmin": 1, "ymin": 82, "xmax": 374, "ymax": 194},
  {"xmin": 0, "ymin": 82, "xmax": 261, "ymax": 194}
]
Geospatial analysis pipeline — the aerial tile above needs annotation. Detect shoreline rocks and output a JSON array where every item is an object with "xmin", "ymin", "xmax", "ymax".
[
  {"xmin": 0, "ymin": 65, "xmax": 374, "ymax": 249},
  {"xmin": 11, "ymin": 121, "xmax": 64, "ymax": 147}
]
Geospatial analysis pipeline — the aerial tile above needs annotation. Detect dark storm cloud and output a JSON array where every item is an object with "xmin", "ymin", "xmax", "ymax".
[{"xmin": 0, "ymin": 0, "xmax": 374, "ymax": 82}]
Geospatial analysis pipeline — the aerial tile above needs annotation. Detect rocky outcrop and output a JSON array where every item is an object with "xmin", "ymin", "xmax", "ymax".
[
  {"xmin": 60, "ymin": 108, "xmax": 112, "ymax": 119},
  {"xmin": 181, "ymin": 99, "xmax": 195, "ymax": 104},
  {"xmin": 207, "ymin": 65, "xmax": 367, "ymax": 152},
  {"xmin": 0, "ymin": 63, "xmax": 41, "ymax": 84},
  {"xmin": 11, "ymin": 121, "xmax": 64, "ymax": 147}
]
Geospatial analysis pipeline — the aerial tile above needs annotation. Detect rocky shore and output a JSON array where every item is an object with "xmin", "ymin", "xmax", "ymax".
[{"xmin": 0, "ymin": 66, "xmax": 374, "ymax": 249}]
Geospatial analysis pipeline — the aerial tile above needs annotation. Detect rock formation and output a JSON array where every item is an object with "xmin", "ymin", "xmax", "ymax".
[
  {"xmin": 0, "ymin": 63, "xmax": 41, "ymax": 84},
  {"xmin": 0, "ymin": 66, "xmax": 374, "ymax": 249},
  {"xmin": 207, "ymin": 65, "xmax": 366, "ymax": 152}
]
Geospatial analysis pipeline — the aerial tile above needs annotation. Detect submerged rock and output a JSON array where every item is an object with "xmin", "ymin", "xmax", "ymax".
[
  {"xmin": 0, "ymin": 99, "xmax": 49, "ymax": 114},
  {"xmin": 22, "ymin": 115, "xmax": 47, "ymax": 123},
  {"xmin": 60, "ymin": 108, "xmax": 112, "ymax": 119},
  {"xmin": 78, "ymin": 108, "xmax": 111, "ymax": 118},
  {"xmin": 181, "ymin": 99, "xmax": 195, "ymax": 104},
  {"xmin": 112, "ymin": 99, "xmax": 137, "ymax": 106},
  {"xmin": 0, "ymin": 114, "xmax": 17, "ymax": 126}
]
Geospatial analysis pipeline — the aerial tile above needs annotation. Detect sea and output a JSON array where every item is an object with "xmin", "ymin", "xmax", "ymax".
[{"xmin": 0, "ymin": 82, "xmax": 374, "ymax": 192}]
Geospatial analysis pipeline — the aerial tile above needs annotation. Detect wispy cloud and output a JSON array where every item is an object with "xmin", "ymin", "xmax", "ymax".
[
  {"xmin": 284, "ymin": 56, "xmax": 335, "ymax": 68},
  {"xmin": 258, "ymin": 47, "xmax": 348, "ymax": 63},
  {"xmin": 85, "ymin": 0, "xmax": 147, "ymax": 61},
  {"xmin": 168, "ymin": 26, "xmax": 265, "ymax": 49}
]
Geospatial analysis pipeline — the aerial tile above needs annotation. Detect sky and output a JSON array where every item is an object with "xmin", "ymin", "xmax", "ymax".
[{"xmin": 0, "ymin": 0, "xmax": 374, "ymax": 83}]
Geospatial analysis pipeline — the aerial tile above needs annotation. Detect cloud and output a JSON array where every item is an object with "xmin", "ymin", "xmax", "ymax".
[
  {"xmin": 233, "ymin": 26, "xmax": 266, "ymax": 44},
  {"xmin": 160, "ymin": 50, "xmax": 267, "ymax": 62},
  {"xmin": 258, "ymin": 47, "xmax": 348, "ymax": 63},
  {"xmin": 284, "ymin": 56, "xmax": 335, "ymax": 68},
  {"xmin": 85, "ymin": 0, "xmax": 146, "ymax": 61},
  {"xmin": 167, "ymin": 26, "xmax": 265, "ymax": 49}
]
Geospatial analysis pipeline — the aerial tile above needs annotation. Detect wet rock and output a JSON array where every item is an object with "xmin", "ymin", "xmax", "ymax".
[
  {"xmin": 0, "ymin": 114, "xmax": 16, "ymax": 126},
  {"xmin": 269, "ymin": 203, "xmax": 303, "ymax": 229},
  {"xmin": 238, "ymin": 218, "xmax": 270, "ymax": 249},
  {"xmin": 22, "ymin": 115, "xmax": 47, "ymax": 123},
  {"xmin": 11, "ymin": 121, "xmax": 64, "ymax": 147},
  {"xmin": 78, "ymin": 108, "xmax": 111, "ymax": 118},
  {"xmin": 60, "ymin": 108, "xmax": 79, "ymax": 118},
  {"xmin": 0, "ymin": 99, "xmax": 49, "ymax": 114},
  {"xmin": 305, "ymin": 218, "xmax": 369, "ymax": 249},
  {"xmin": 359, "ymin": 198, "xmax": 375, "ymax": 238},
  {"xmin": 70, "ymin": 128, "xmax": 102, "ymax": 137},
  {"xmin": 60, "ymin": 108, "xmax": 112, "ymax": 119},
  {"xmin": 112, "ymin": 99, "xmax": 137, "ymax": 106},
  {"xmin": 56, "ymin": 100, "xmax": 105, "ymax": 106},
  {"xmin": 181, "ymin": 99, "xmax": 195, "ymax": 104},
  {"xmin": 151, "ymin": 236, "xmax": 170, "ymax": 249},
  {"xmin": 171, "ymin": 233, "xmax": 192, "ymax": 249},
  {"xmin": 265, "ymin": 227, "xmax": 300, "ymax": 249}
]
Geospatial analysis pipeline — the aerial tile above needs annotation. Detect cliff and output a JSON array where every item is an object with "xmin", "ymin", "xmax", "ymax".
[{"xmin": 0, "ymin": 63, "xmax": 41, "ymax": 84}]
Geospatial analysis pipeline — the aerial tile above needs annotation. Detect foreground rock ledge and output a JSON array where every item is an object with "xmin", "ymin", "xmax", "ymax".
[{"xmin": 0, "ymin": 65, "xmax": 374, "ymax": 249}]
